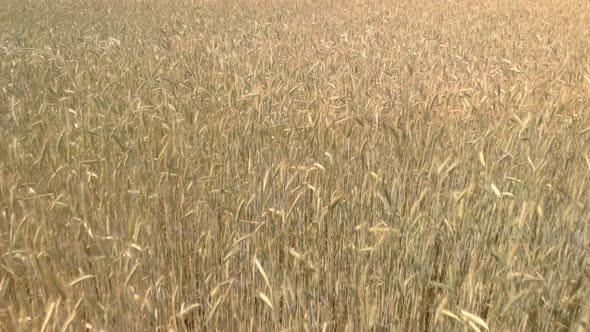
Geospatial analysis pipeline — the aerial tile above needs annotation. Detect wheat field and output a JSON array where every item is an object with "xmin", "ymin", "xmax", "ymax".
[{"xmin": 1, "ymin": 0, "xmax": 589, "ymax": 330}]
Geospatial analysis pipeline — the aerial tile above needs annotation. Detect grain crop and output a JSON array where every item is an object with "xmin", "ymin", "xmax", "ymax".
[{"xmin": 1, "ymin": 0, "xmax": 589, "ymax": 330}]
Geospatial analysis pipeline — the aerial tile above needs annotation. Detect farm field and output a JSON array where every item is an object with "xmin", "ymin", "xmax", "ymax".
[{"xmin": 1, "ymin": 0, "xmax": 589, "ymax": 330}]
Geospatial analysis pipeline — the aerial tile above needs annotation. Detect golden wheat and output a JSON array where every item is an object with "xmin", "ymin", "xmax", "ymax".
[{"xmin": 0, "ymin": 0, "xmax": 589, "ymax": 330}]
